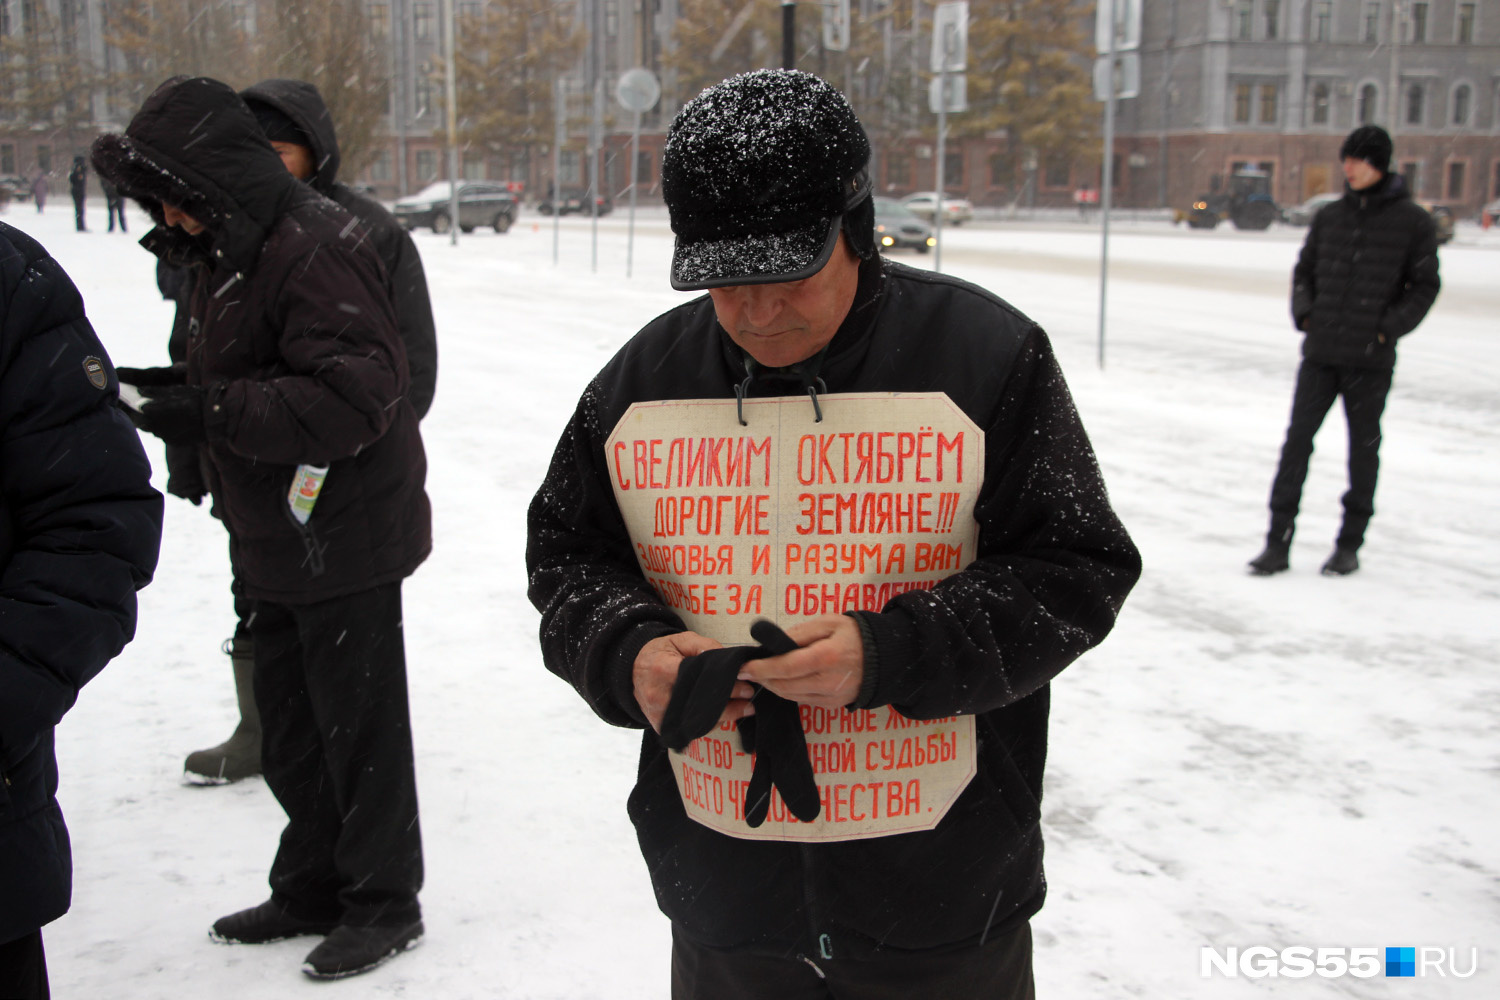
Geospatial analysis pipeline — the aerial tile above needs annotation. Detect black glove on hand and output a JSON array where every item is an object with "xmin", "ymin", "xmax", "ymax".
[
  {"xmin": 115, "ymin": 364, "xmax": 186, "ymax": 387},
  {"xmin": 656, "ymin": 620, "xmax": 821, "ymax": 827},
  {"xmin": 164, "ymin": 443, "xmax": 207, "ymax": 505},
  {"xmin": 130, "ymin": 383, "xmax": 206, "ymax": 446}
]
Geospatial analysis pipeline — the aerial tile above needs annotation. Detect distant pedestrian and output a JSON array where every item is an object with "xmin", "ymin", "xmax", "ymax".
[
  {"xmin": 30, "ymin": 173, "xmax": 47, "ymax": 213},
  {"xmin": 1248, "ymin": 125, "xmax": 1440, "ymax": 577},
  {"xmin": 102, "ymin": 176, "xmax": 128, "ymax": 232},
  {"xmin": 68, "ymin": 157, "xmax": 87, "ymax": 231}
]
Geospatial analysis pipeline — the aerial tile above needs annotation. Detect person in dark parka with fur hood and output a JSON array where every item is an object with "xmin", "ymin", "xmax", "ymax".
[
  {"xmin": 90, "ymin": 76, "xmax": 430, "ymax": 981},
  {"xmin": 1, "ymin": 221, "xmax": 162, "ymax": 999}
]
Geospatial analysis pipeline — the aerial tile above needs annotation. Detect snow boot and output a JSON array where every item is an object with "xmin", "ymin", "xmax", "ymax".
[
  {"xmin": 302, "ymin": 921, "xmax": 425, "ymax": 980},
  {"xmin": 210, "ymin": 900, "xmax": 338, "ymax": 945},
  {"xmin": 183, "ymin": 637, "xmax": 262, "ymax": 784},
  {"xmin": 1320, "ymin": 546, "xmax": 1360, "ymax": 576},
  {"xmin": 1247, "ymin": 543, "xmax": 1290, "ymax": 576}
]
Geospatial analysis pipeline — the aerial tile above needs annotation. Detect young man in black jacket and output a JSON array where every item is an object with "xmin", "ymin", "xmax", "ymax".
[
  {"xmin": 527, "ymin": 70, "xmax": 1139, "ymax": 999},
  {"xmin": 1249, "ymin": 125, "xmax": 1440, "ymax": 577},
  {"xmin": 0, "ymin": 221, "xmax": 163, "ymax": 1000},
  {"xmin": 92, "ymin": 76, "xmax": 431, "ymax": 980}
]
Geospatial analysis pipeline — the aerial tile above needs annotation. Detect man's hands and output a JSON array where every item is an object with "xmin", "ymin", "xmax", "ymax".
[
  {"xmin": 125, "ymin": 383, "xmax": 207, "ymax": 446},
  {"xmin": 633, "ymin": 631, "xmax": 757, "ymax": 733},
  {"xmin": 115, "ymin": 364, "xmax": 186, "ymax": 387},
  {"xmin": 737, "ymin": 615, "xmax": 864, "ymax": 710}
]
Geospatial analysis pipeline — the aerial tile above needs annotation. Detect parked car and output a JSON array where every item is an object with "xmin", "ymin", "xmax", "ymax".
[
  {"xmin": 872, "ymin": 197, "xmax": 934, "ymax": 253},
  {"xmin": 901, "ymin": 191, "xmax": 974, "ymax": 226},
  {"xmin": 1481, "ymin": 197, "xmax": 1500, "ymax": 230},
  {"xmin": 0, "ymin": 175, "xmax": 32, "ymax": 204},
  {"xmin": 1281, "ymin": 191, "xmax": 1341, "ymax": 226},
  {"xmin": 537, "ymin": 186, "xmax": 613, "ymax": 216},
  {"xmin": 1415, "ymin": 201, "xmax": 1455, "ymax": 245},
  {"xmin": 393, "ymin": 181, "xmax": 517, "ymax": 234}
]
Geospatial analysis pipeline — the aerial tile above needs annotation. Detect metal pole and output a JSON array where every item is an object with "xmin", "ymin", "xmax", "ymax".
[
  {"xmin": 628, "ymin": 110, "xmax": 640, "ymax": 278},
  {"xmin": 1098, "ymin": 0, "xmax": 1116, "ymax": 370},
  {"xmin": 934, "ymin": 74, "xmax": 945, "ymax": 274},
  {"xmin": 782, "ymin": 0, "xmax": 795, "ymax": 69},
  {"xmin": 443, "ymin": 0, "xmax": 460, "ymax": 247}
]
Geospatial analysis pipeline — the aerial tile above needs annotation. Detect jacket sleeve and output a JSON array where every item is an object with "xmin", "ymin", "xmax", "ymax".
[
  {"xmin": 1291, "ymin": 217, "xmax": 1319, "ymax": 330},
  {"xmin": 851, "ymin": 327, "xmax": 1140, "ymax": 720},
  {"xmin": 387, "ymin": 228, "xmax": 438, "ymax": 420},
  {"xmin": 1377, "ymin": 209, "xmax": 1440, "ymax": 340},
  {"xmin": 204, "ymin": 243, "xmax": 406, "ymax": 466},
  {"xmin": 0, "ymin": 238, "xmax": 163, "ymax": 761},
  {"xmin": 526, "ymin": 384, "xmax": 685, "ymax": 729}
]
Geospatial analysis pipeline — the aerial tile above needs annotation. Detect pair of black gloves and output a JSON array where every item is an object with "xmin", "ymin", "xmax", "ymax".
[
  {"xmin": 116, "ymin": 365, "xmax": 208, "ymax": 504},
  {"xmin": 659, "ymin": 620, "xmax": 821, "ymax": 828}
]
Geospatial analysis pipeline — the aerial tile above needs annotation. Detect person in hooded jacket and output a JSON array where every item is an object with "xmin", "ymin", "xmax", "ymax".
[
  {"xmin": 161, "ymin": 77, "xmax": 440, "ymax": 787},
  {"xmin": 91, "ymin": 76, "xmax": 430, "ymax": 981},
  {"xmin": 1, "ymin": 220, "xmax": 162, "ymax": 1000},
  {"xmin": 67, "ymin": 157, "xmax": 87, "ymax": 232},
  {"xmin": 1248, "ymin": 125, "xmax": 1440, "ymax": 577},
  {"xmin": 527, "ymin": 70, "xmax": 1140, "ymax": 999}
]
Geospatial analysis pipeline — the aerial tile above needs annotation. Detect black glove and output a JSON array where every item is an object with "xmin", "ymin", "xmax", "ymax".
[
  {"xmin": 657, "ymin": 620, "xmax": 821, "ymax": 827},
  {"xmin": 164, "ymin": 442, "xmax": 206, "ymax": 505},
  {"xmin": 115, "ymin": 364, "xmax": 186, "ymax": 387},
  {"xmin": 128, "ymin": 383, "xmax": 206, "ymax": 446}
]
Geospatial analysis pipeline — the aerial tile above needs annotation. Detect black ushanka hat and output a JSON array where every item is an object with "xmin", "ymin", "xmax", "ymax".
[{"xmin": 663, "ymin": 69, "xmax": 871, "ymax": 291}]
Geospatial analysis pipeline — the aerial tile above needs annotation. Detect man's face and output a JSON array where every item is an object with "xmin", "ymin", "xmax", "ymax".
[
  {"xmin": 1342, "ymin": 156, "xmax": 1383, "ymax": 191},
  {"xmin": 271, "ymin": 141, "xmax": 316, "ymax": 182},
  {"xmin": 708, "ymin": 235, "xmax": 862, "ymax": 368},
  {"xmin": 161, "ymin": 201, "xmax": 206, "ymax": 235}
]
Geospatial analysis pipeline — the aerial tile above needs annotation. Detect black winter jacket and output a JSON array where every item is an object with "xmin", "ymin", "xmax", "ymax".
[
  {"xmin": 91, "ymin": 77, "xmax": 430, "ymax": 605},
  {"xmin": 1291, "ymin": 173, "xmax": 1439, "ymax": 370},
  {"xmin": 527, "ymin": 258, "xmax": 1140, "ymax": 958},
  {"xmin": 241, "ymin": 78, "xmax": 438, "ymax": 418},
  {"xmin": 0, "ymin": 221, "xmax": 162, "ymax": 945}
]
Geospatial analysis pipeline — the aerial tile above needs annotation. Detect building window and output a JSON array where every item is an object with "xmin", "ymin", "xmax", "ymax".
[
  {"xmin": 1410, "ymin": 2, "xmax": 1427, "ymax": 42},
  {"xmin": 1260, "ymin": 85, "xmax": 1279, "ymax": 124},
  {"xmin": 1235, "ymin": 83, "xmax": 1253, "ymax": 122},
  {"xmin": 943, "ymin": 151, "xmax": 963, "ymax": 188},
  {"xmin": 1457, "ymin": 3, "xmax": 1475, "ymax": 43},
  {"xmin": 1044, "ymin": 155, "xmax": 1070, "ymax": 189},
  {"xmin": 1313, "ymin": 1, "xmax": 1332, "ymax": 41},
  {"xmin": 1311, "ymin": 83, "xmax": 1331, "ymax": 124},
  {"xmin": 415, "ymin": 149, "xmax": 437, "ymax": 181},
  {"xmin": 1446, "ymin": 161, "xmax": 1465, "ymax": 199},
  {"xmin": 1235, "ymin": 1, "xmax": 1253, "ymax": 40},
  {"xmin": 1363, "ymin": 2, "xmax": 1380, "ymax": 42},
  {"xmin": 560, "ymin": 150, "xmax": 582, "ymax": 185},
  {"xmin": 414, "ymin": 3, "xmax": 434, "ymax": 41},
  {"xmin": 370, "ymin": 3, "xmax": 389, "ymax": 37},
  {"xmin": 1493, "ymin": 161, "xmax": 1500, "ymax": 199},
  {"xmin": 887, "ymin": 156, "xmax": 911, "ymax": 188},
  {"xmin": 1358, "ymin": 83, "xmax": 1378, "ymax": 124},
  {"xmin": 988, "ymin": 153, "xmax": 1016, "ymax": 188},
  {"xmin": 635, "ymin": 151, "xmax": 652, "ymax": 184},
  {"xmin": 462, "ymin": 153, "xmax": 485, "ymax": 180},
  {"xmin": 0, "ymin": 144, "xmax": 13, "ymax": 174},
  {"xmin": 371, "ymin": 150, "xmax": 392, "ymax": 181},
  {"xmin": 37, "ymin": 146, "xmax": 51, "ymax": 173},
  {"xmin": 1451, "ymin": 85, "xmax": 1471, "ymax": 126},
  {"xmin": 1401, "ymin": 160, "xmax": 1421, "ymax": 195},
  {"xmin": 1406, "ymin": 84, "xmax": 1423, "ymax": 125},
  {"xmin": 1264, "ymin": 0, "xmax": 1280, "ymax": 39}
]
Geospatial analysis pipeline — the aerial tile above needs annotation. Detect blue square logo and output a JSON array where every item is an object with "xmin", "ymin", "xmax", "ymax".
[{"xmin": 1386, "ymin": 946, "xmax": 1416, "ymax": 977}]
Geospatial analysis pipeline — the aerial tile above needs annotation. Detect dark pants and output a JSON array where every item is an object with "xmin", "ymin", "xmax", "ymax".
[
  {"xmin": 72, "ymin": 194, "xmax": 85, "ymax": 231},
  {"xmin": 250, "ymin": 582, "xmax": 423, "ymax": 928},
  {"xmin": 1267, "ymin": 360, "xmax": 1393, "ymax": 551},
  {"xmin": 0, "ymin": 930, "xmax": 49, "ymax": 1000},
  {"xmin": 670, "ymin": 922, "xmax": 1035, "ymax": 1000},
  {"xmin": 107, "ymin": 198, "xmax": 127, "ymax": 232}
]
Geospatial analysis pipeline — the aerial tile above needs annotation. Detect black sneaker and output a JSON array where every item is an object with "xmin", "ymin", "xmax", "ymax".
[
  {"xmin": 210, "ymin": 900, "xmax": 337, "ymax": 944},
  {"xmin": 1247, "ymin": 544, "xmax": 1290, "ymax": 576},
  {"xmin": 302, "ymin": 921, "xmax": 424, "ymax": 980},
  {"xmin": 1321, "ymin": 547, "xmax": 1360, "ymax": 576}
]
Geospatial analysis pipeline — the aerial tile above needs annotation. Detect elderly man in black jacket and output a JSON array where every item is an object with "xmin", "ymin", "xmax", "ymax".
[
  {"xmin": 0, "ymin": 221, "xmax": 162, "ymax": 1000},
  {"xmin": 91, "ymin": 76, "xmax": 431, "ymax": 980},
  {"xmin": 528, "ymin": 70, "xmax": 1139, "ymax": 999},
  {"xmin": 1249, "ymin": 125, "xmax": 1440, "ymax": 577}
]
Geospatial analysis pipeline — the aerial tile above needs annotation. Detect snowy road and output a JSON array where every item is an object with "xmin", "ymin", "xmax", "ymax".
[{"xmin": 10, "ymin": 201, "xmax": 1498, "ymax": 998}]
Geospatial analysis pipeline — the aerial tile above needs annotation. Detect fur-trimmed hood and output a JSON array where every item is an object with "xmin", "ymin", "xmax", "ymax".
[
  {"xmin": 240, "ymin": 78, "xmax": 342, "ymax": 196},
  {"xmin": 90, "ymin": 76, "xmax": 302, "ymax": 275}
]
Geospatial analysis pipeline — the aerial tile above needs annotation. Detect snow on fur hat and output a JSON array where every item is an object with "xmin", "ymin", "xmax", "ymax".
[
  {"xmin": 1340, "ymin": 125, "xmax": 1393, "ymax": 174},
  {"xmin": 662, "ymin": 69, "xmax": 871, "ymax": 291}
]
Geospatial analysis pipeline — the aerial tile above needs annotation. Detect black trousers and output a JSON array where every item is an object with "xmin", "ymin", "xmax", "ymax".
[
  {"xmin": 670, "ymin": 922, "xmax": 1035, "ymax": 1000},
  {"xmin": 72, "ymin": 194, "xmax": 85, "ymax": 231},
  {"xmin": 1267, "ymin": 360, "xmax": 1393, "ymax": 551},
  {"xmin": 0, "ymin": 930, "xmax": 49, "ymax": 1000},
  {"xmin": 106, "ymin": 199, "xmax": 127, "ymax": 232},
  {"xmin": 250, "ymin": 582, "xmax": 423, "ymax": 928}
]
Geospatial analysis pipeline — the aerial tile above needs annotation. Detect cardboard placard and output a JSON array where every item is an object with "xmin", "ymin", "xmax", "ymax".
[{"xmin": 607, "ymin": 392, "xmax": 982, "ymax": 841}]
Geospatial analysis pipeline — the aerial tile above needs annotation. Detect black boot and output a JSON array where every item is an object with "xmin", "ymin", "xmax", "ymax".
[
  {"xmin": 1321, "ymin": 546, "xmax": 1360, "ymax": 576},
  {"xmin": 210, "ymin": 899, "xmax": 337, "ymax": 944},
  {"xmin": 184, "ymin": 637, "xmax": 262, "ymax": 784},
  {"xmin": 1247, "ymin": 543, "xmax": 1290, "ymax": 576},
  {"xmin": 302, "ymin": 921, "xmax": 425, "ymax": 980}
]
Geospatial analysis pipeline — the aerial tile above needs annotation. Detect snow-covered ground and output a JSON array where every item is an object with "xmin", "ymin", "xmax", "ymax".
[{"xmin": 7, "ymin": 198, "xmax": 1498, "ymax": 998}]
